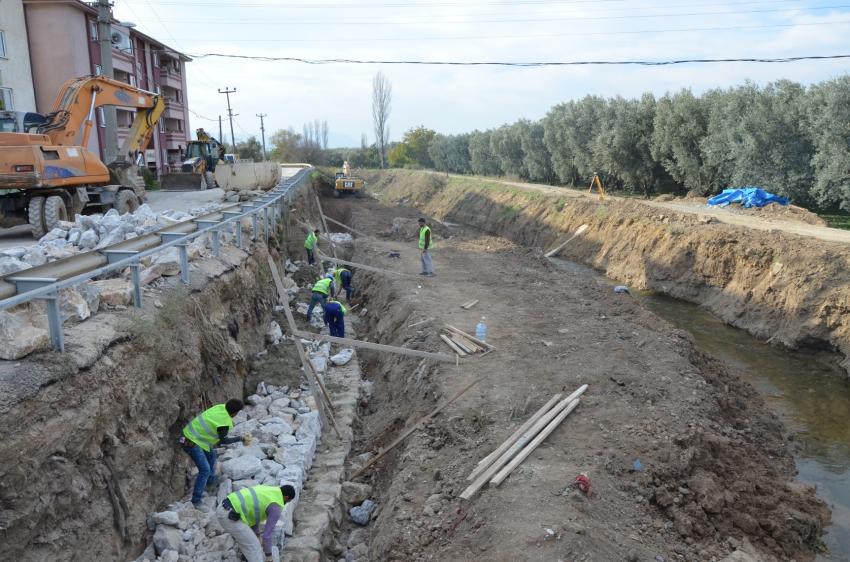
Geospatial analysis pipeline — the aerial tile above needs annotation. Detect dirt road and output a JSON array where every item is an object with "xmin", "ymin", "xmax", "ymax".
[
  {"xmin": 320, "ymin": 193, "xmax": 828, "ymax": 562},
  {"xmin": 433, "ymin": 172, "xmax": 850, "ymax": 245}
]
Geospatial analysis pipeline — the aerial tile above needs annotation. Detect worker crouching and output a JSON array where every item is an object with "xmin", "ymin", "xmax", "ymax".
[
  {"xmin": 217, "ymin": 484, "xmax": 297, "ymax": 562},
  {"xmin": 306, "ymin": 274, "xmax": 335, "ymax": 321},
  {"xmin": 180, "ymin": 399, "xmax": 248, "ymax": 511},
  {"xmin": 324, "ymin": 298, "xmax": 347, "ymax": 338}
]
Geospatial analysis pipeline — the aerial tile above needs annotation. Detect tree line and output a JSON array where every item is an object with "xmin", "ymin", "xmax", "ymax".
[{"xmin": 347, "ymin": 76, "xmax": 848, "ymax": 209}]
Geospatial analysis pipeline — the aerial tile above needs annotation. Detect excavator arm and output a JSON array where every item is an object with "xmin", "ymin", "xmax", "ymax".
[{"xmin": 39, "ymin": 75, "xmax": 163, "ymax": 161}]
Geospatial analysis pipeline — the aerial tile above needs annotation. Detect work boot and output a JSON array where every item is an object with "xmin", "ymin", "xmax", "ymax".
[{"xmin": 193, "ymin": 501, "xmax": 210, "ymax": 513}]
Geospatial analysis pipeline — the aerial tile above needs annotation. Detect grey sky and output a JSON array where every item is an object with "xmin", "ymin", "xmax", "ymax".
[{"xmin": 114, "ymin": 0, "xmax": 850, "ymax": 147}]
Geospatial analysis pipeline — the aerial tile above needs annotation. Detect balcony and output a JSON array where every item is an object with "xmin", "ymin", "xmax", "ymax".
[
  {"xmin": 158, "ymin": 67, "xmax": 183, "ymax": 88},
  {"xmin": 163, "ymin": 99, "xmax": 185, "ymax": 119}
]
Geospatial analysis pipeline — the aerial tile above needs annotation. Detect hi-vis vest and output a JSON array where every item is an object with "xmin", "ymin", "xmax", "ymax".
[
  {"xmin": 227, "ymin": 485, "xmax": 285, "ymax": 527},
  {"xmin": 333, "ymin": 268, "xmax": 349, "ymax": 286},
  {"xmin": 182, "ymin": 404, "xmax": 233, "ymax": 452},
  {"xmin": 304, "ymin": 232, "xmax": 317, "ymax": 250},
  {"xmin": 312, "ymin": 278, "xmax": 332, "ymax": 295},
  {"xmin": 326, "ymin": 300, "xmax": 347, "ymax": 315},
  {"xmin": 418, "ymin": 225, "xmax": 431, "ymax": 250}
]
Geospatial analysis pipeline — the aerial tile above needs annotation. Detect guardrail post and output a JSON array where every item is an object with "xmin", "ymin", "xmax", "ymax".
[
  {"xmin": 212, "ymin": 229, "xmax": 221, "ymax": 257},
  {"xmin": 195, "ymin": 220, "xmax": 221, "ymax": 258},
  {"xmin": 130, "ymin": 262, "xmax": 142, "ymax": 307},
  {"xmin": 5, "ymin": 277, "xmax": 63, "ymax": 351},
  {"xmin": 263, "ymin": 207, "xmax": 269, "ymax": 242},
  {"xmin": 252, "ymin": 212, "xmax": 259, "ymax": 241},
  {"xmin": 161, "ymin": 233, "xmax": 191, "ymax": 284}
]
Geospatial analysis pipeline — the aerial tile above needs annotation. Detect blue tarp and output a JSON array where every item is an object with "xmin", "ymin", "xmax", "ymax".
[{"xmin": 707, "ymin": 187, "xmax": 789, "ymax": 208}]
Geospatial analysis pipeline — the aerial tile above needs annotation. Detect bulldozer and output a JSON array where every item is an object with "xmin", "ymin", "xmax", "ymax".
[
  {"xmin": 0, "ymin": 75, "xmax": 165, "ymax": 237},
  {"xmin": 159, "ymin": 128, "xmax": 224, "ymax": 191},
  {"xmin": 333, "ymin": 160, "xmax": 365, "ymax": 198}
]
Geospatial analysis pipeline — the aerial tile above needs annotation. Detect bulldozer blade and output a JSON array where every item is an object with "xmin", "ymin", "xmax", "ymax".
[{"xmin": 160, "ymin": 172, "xmax": 204, "ymax": 191}]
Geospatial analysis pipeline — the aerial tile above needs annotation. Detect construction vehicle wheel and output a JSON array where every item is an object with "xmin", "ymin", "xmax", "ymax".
[
  {"xmin": 43, "ymin": 195, "xmax": 68, "ymax": 232},
  {"xmin": 202, "ymin": 171, "xmax": 215, "ymax": 190},
  {"xmin": 355, "ymin": 190, "xmax": 364, "ymax": 198},
  {"xmin": 28, "ymin": 196, "xmax": 46, "ymax": 239},
  {"xmin": 115, "ymin": 190, "xmax": 140, "ymax": 215},
  {"xmin": 333, "ymin": 190, "xmax": 341, "ymax": 198}
]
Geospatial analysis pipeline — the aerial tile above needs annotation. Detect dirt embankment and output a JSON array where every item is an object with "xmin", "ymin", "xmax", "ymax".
[
  {"xmin": 321, "ymin": 194, "xmax": 828, "ymax": 562},
  {"xmin": 365, "ymin": 170, "xmax": 850, "ymax": 374},
  {"xmin": 0, "ymin": 243, "xmax": 286, "ymax": 561}
]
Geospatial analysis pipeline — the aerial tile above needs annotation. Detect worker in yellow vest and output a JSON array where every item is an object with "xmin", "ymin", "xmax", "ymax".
[
  {"xmin": 418, "ymin": 218, "xmax": 435, "ymax": 276},
  {"xmin": 304, "ymin": 229, "xmax": 319, "ymax": 265},
  {"xmin": 323, "ymin": 298, "xmax": 347, "ymax": 337},
  {"xmin": 306, "ymin": 274, "xmax": 335, "ymax": 321},
  {"xmin": 333, "ymin": 266, "xmax": 354, "ymax": 302},
  {"xmin": 180, "ymin": 399, "xmax": 247, "ymax": 511},
  {"xmin": 218, "ymin": 484, "xmax": 297, "ymax": 562}
]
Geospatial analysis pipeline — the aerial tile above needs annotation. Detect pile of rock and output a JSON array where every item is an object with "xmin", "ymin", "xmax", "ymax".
[
  {"xmin": 0, "ymin": 203, "xmax": 223, "ymax": 277},
  {"xmin": 135, "ymin": 381, "xmax": 322, "ymax": 562}
]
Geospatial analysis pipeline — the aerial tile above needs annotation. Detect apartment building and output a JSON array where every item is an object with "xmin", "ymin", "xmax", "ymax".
[
  {"xmin": 0, "ymin": 0, "xmax": 37, "ymax": 113},
  {"xmin": 22, "ymin": 0, "xmax": 191, "ymax": 175}
]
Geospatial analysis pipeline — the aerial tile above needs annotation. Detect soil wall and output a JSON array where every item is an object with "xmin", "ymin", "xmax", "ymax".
[{"xmin": 368, "ymin": 171, "xmax": 850, "ymax": 373}]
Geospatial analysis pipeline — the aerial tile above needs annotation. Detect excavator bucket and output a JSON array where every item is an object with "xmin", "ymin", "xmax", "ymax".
[{"xmin": 159, "ymin": 171, "xmax": 207, "ymax": 191}]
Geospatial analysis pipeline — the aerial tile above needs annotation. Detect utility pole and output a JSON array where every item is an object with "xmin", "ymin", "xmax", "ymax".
[
  {"xmin": 218, "ymin": 115, "xmax": 223, "ymax": 146},
  {"xmin": 256, "ymin": 113, "xmax": 267, "ymax": 161},
  {"xmin": 96, "ymin": 0, "xmax": 117, "ymax": 162},
  {"xmin": 218, "ymin": 87, "xmax": 237, "ymax": 153}
]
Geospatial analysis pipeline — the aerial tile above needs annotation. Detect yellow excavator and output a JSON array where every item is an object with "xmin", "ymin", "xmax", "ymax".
[
  {"xmin": 333, "ymin": 160, "xmax": 365, "ymax": 198},
  {"xmin": 0, "ymin": 75, "xmax": 165, "ymax": 237},
  {"xmin": 160, "ymin": 127, "xmax": 225, "ymax": 191}
]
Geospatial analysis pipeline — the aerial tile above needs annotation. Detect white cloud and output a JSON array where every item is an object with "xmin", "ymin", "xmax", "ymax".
[{"xmin": 117, "ymin": 0, "xmax": 850, "ymax": 146}]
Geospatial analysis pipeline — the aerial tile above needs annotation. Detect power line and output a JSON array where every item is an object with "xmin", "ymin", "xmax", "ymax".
[
  {"xmin": 163, "ymin": 19, "xmax": 850, "ymax": 44},
  {"xmin": 144, "ymin": 4, "xmax": 850, "ymax": 25},
  {"xmin": 185, "ymin": 53, "xmax": 850, "ymax": 66}
]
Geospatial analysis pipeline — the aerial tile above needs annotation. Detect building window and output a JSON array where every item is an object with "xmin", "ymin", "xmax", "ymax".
[
  {"xmin": 0, "ymin": 88, "xmax": 13, "ymax": 110},
  {"xmin": 97, "ymin": 107, "xmax": 105, "ymax": 127},
  {"xmin": 90, "ymin": 21, "xmax": 98, "ymax": 41},
  {"xmin": 0, "ymin": 31, "xmax": 7, "ymax": 58},
  {"xmin": 95, "ymin": 64, "xmax": 102, "ymax": 76}
]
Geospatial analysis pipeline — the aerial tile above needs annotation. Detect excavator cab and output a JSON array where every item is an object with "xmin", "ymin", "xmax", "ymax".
[{"xmin": 0, "ymin": 111, "xmax": 47, "ymax": 134}]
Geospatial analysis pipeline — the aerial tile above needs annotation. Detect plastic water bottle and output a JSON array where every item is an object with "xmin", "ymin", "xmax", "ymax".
[{"xmin": 475, "ymin": 316, "xmax": 487, "ymax": 343}]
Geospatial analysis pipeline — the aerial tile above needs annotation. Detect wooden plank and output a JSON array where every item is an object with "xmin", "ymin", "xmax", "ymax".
[
  {"xmin": 407, "ymin": 318, "xmax": 433, "ymax": 329},
  {"xmin": 445, "ymin": 324, "xmax": 495, "ymax": 351},
  {"xmin": 316, "ymin": 251, "xmax": 417, "ymax": 278},
  {"xmin": 448, "ymin": 335, "xmax": 474, "ymax": 354},
  {"xmin": 440, "ymin": 333, "xmax": 467, "ymax": 357},
  {"xmin": 293, "ymin": 330, "xmax": 456, "ymax": 363},
  {"xmin": 460, "ymin": 299, "xmax": 479, "ymax": 310},
  {"xmin": 267, "ymin": 256, "xmax": 342, "ymax": 439},
  {"xmin": 351, "ymin": 377, "xmax": 482, "ymax": 479},
  {"xmin": 490, "ymin": 399, "xmax": 581, "ymax": 486},
  {"xmin": 544, "ymin": 224, "xmax": 589, "ymax": 258},
  {"xmin": 451, "ymin": 332, "xmax": 482, "ymax": 353},
  {"xmin": 323, "ymin": 215, "xmax": 369, "ymax": 238},
  {"xmin": 459, "ymin": 385, "xmax": 587, "ymax": 500},
  {"xmin": 469, "ymin": 393, "xmax": 564, "ymax": 477},
  {"xmin": 312, "ymin": 189, "xmax": 338, "ymax": 261}
]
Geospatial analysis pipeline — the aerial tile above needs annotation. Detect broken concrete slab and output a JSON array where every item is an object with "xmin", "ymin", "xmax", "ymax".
[
  {"xmin": 0, "ymin": 306, "xmax": 49, "ymax": 360},
  {"xmin": 88, "ymin": 279, "xmax": 133, "ymax": 308}
]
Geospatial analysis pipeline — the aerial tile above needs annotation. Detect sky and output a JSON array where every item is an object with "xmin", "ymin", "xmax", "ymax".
[{"xmin": 112, "ymin": 0, "xmax": 850, "ymax": 148}]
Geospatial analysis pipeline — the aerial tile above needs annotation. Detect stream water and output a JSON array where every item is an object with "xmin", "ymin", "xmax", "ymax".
[{"xmin": 549, "ymin": 258, "xmax": 850, "ymax": 561}]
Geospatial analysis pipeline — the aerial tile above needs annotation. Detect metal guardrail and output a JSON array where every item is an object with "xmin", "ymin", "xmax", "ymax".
[{"xmin": 0, "ymin": 166, "xmax": 313, "ymax": 353}]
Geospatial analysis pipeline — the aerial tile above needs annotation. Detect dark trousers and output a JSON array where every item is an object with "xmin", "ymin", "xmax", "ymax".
[
  {"xmin": 306, "ymin": 248, "xmax": 315, "ymax": 265},
  {"xmin": 184, "ymin": 444, "xmax": 216, "ymax": 504},
  {"xmin": 325, "ymin": 308, "xmax": 345, "ymax": 337},
  {"xmin": 306, "ymin": 291, "xmax": 327, "ymax": 320},
  {"xmin": 340, "ymin": 270, "xmax": 354, "ymax": 302}
]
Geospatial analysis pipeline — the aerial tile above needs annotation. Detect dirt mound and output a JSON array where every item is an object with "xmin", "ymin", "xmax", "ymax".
[{"xmin": 750, "ymin": 203, "xmax": 827, "ymax": 226}]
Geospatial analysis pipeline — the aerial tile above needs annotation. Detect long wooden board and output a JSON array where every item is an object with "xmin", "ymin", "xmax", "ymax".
[
  {"xmin": 316, "ymin": 251, "xmax": 417, "ymax": 278},
  {"xmin": 544, "ymin": 224, "xmax": 589, "ymax": 258},
  {"xmin": 293, "ymin": 330, "xmax": 457, "ymax": 363}
]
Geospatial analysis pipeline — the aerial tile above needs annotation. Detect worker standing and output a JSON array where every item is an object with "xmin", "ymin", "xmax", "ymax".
[
  {"xmin": 304, "ymin": 229, "xmax": 319, "ymax": 265},
  {"xmin": 218, "ymin": 484, "xmax": 297, "ymax": 562},
  {"xmin": 180, "ymin": 399, "xmax": 247, "ymax": 511},
  {"xmin": 306, "ymin": 274, "xmax": 335, "ymax": 321},
  {"xmin": 324, "ymin": 298, "xmax": 347, "ymax": 337},
  {"xmin": 333, "ymin": 266, "xmax": 355, "ymax": 302},
  {"xmin": 418, "ymin": 218, "xmax": 435, "ymax": 276}
]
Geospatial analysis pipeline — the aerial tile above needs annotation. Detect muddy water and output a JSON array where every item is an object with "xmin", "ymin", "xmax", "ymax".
[{"xmin": 549, "ymin": 258, "xmax": 850, "ymax": 561}]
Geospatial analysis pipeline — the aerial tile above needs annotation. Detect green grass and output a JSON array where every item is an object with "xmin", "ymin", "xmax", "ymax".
[{"xmin": 819, "ymin": 212, "xmax": 850, "ymax": 230}]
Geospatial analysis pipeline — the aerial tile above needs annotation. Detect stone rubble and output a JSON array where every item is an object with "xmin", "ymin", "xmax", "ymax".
[
  {"xmin": 134, "ymin": 377, "xmax": 326, "ymax": 562},
  {"xmin": 0, "ymin": 203, "xmax": 223, "ymax": 276}
]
